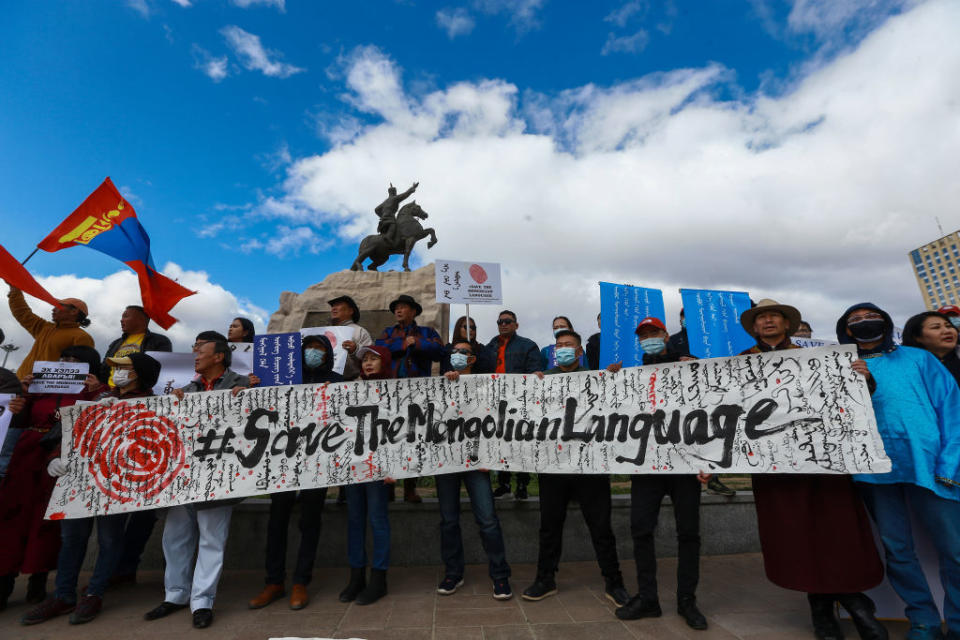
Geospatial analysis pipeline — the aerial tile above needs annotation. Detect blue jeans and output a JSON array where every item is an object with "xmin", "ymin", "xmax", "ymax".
[
  {"xmin": 436, "ymin": 471, "xmax": 510, "ymax": 581},
  {"xmin": 54, "ymin": 514, "xmax": 126, "ymax": 603},
  {"xmin": 114, "ymin": 509, "xmax": 159, "ymax": 577},
  {"xmin": 346, "ymin": 481, "xmax": 390, "ymax": 570},
  {"xmin": 859, "ymin": 482, "xmax": 960, "ymax": 630}
]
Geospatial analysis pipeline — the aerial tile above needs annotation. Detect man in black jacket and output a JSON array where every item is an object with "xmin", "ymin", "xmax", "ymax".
[
  {"xmin": 101, "ymin": 305, "xmax": 172, "ymax": 384},
  {"xmin": 487, "ymin": 310, "xmax": 540, "ymax": 500},
  {"xmin": 610, "ymin": 317, "xmax": 708, "ymax": 631}
]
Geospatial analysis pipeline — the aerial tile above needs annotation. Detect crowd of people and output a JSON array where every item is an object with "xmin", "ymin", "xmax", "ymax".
[{"xmin": 2, "ymin": 284, "xmax": 960, "ymax": 640}]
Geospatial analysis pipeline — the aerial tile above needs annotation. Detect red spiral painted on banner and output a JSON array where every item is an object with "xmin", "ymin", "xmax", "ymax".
[{"xmin": 73, "ymin": 402, "xmax": 185, "ymax": 503}]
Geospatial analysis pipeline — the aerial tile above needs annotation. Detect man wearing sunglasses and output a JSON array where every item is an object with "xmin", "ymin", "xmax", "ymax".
[
  {"xmin": 487, "ymin": 310, "xmax": 540, "ymax": 500},
  {"xmin": 435, "ymin": 341, "xmax": 512, "ymax": 600}
]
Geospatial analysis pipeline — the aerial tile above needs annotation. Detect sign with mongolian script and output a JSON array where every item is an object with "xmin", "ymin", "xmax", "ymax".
[
  {"xmin": 680, "ymin": 288, "xmax": 755, "ymax": 358},
  {"xmin": 149, "ymin": 350, "xmax": 254, "ymax": 396},
  {"xmin": 300, "ymin": 326, "xmax": 354, "ymax": 376},
  {"xmin": 435, "ymin": 259, "xmax": 502, "ymax": 304},
  {"xmin": 28, "ymin": 361, "xmax": 89, "ymax": 394},
  {"xmin": 46, "ymin": 345, "xmax": 890, "ymax": 519},
  {"xmin": 794, "ymin": 337, "xmax": 839, "ymax": 349},
  {"xmin": 254, "ymin": 333, "xmax": 303, "ymax": 386},
  {"xmin": 599, "ymin": 282, "xmax": 666, "ymax": 369}
]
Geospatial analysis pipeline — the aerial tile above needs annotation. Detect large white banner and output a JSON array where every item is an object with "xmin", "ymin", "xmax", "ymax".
[{"xmin": 46, "ymin": 345, "xmax": 889, "ymax": 519}]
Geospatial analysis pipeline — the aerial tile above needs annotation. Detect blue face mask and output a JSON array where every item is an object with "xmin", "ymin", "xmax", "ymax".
[
  {"xmin": 950, "ymin": 317, "xmax": 960, "ymax": 330},
  {"xmin": 555, "ymin": 346, "xmax": 578, "ymax": 366},
  {"xmin": 304, "ymin": 348, "xmax": 326, "ymax": 368},
  {"xmin": 450, "ymin": 353, "xmax": 470, "ymax": 371},
  {"xmin": 640, "ymin": 337, "xmax": 666, "ymax": 355},
  {"xmin": 680, "ymin": 317, "xmax": 686, "ymax": 329}
]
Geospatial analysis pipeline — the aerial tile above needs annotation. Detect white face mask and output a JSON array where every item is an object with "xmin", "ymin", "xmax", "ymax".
[{"xmin": 113, "ymin": 369, "xmax": 135, "ymax": 387}]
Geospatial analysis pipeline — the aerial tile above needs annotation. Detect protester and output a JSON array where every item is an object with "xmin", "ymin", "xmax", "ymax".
[
  {"xmin": 610, "ymin": 318, "xmax": 709, "ymax": 630},
  {"xmin": 376, "ymin": 294, "xmax": 443, "ymax": 503},
  {"xmin": 903, "ymin": 311, "xmax": 960, "ymax": 386},
  {"xmin": 488, "ymin": 310, "xmax": 540, "ymax": 501},
  {"xmin": 838, "ymin": 303, "xmax": 960, "ymax": 640},
  {"xmin": 795, "ymin": 320, "xmax": 813, "ymax": 338},
  {"xmin": 0, "ymin": 345, "xmax": 23, "ymax": 478},
  {"xmin": 7, "ymin": 286, "xmax": 94, "ymax": 379},
  {"xmin": 328, "ymin": 295, "xmax": 373, "ymax": 381},
  {"xmin": 522, "ymin": 329, "xmax": 629, "ymax": 607},
  {"xmin": 226, "ymin": 317, "xmax": 255, "ymax": 343},
  {"xmin": 100, "ymin": 305, "xmax": 172, "ymax": 587},
  {"xmin": 0, "ymin": 345, "xmax": 103, "ymax": 615},
  {"xmin": 442, "ymin": 315, "xmax": 494, "ymax": 374},
  {"xmin": 666, "ymin": 308, "xmax": 690, "ymax": 358},
  {"xmin": 732, "ymin": 300, "xmax": 888, "ymax": 640},
  {"xmin": 21, "ymin": 353, "xmax": 160, "ymax": 625},
  {"xmin": 144, "ymin": 331, "xmax": 249, "ymax": 630},
  {"xmin": 339, "ymin": 345, "xmax": 395, "ymax": 606},
  {"xmin": 438, "ymin": 340, "xmax": 512, "ymax": 600},
  {"xmin": 586, "ymin": 312, "xmax": 601, "ymax": 370},
  {"xmin": 248, "ymin": 335, "xmax": 342, "ymax": 612},
  {"xmin": 539, "ymin": 316, "xmax": 584, "ymax": 370},
  {"xmin": 937, "ymin": 305, "xmax": 960, "ymax": 329},
  {"xmin": 101, "ymin": 305, "xmax": 172, "ymax": 385}
]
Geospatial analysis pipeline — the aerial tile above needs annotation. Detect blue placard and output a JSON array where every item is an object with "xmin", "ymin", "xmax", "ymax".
[
  {"xmin": 679, "ymin": 288, "xmax": 755, "ymax": 358},
  {"xmin": 254, "ymin": 332, "xmax": 303, "ymax": 386},
  {"xmin": 599, "ymin": 282, "xmax": 666, "ymax": 368}
]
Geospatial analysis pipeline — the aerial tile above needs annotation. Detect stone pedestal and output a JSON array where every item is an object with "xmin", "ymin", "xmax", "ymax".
[{"xmin": 267, "ymin": 264, "xmax": 449, "ymax": 342}]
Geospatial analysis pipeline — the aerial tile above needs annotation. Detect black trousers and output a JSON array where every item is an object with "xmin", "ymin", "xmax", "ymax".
[
  {"xmin": 630, "ymin": 475, "xmax": 701, "ymax": 600},
  {"xmin": 265, "ymin": 488, "xmax": 327, "ymax": 585},
  {"xmin": 496, "ymin": 471, "xmax": 530, "ymax": 489},
  {"xmin": 536, "ymin": 474, "xmax": 622, "ymax": 583}
]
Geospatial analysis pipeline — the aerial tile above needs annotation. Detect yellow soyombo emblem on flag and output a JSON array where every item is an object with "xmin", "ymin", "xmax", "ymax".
[{"xmin": 58, "ymin": 202, "xmax": 125, "ymax": 245}]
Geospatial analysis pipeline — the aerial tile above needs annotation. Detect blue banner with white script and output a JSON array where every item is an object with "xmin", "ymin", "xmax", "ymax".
[
  {"xmin": 599, "ymin": 282, "xmax": 665, "ymax": 368},
  {"xmin": 679, "ymin": 288, "xmax": 754, "ymax": 358}
]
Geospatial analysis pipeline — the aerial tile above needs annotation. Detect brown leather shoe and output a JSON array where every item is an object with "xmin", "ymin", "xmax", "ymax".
[
  {"xmin": 248, "ymin": 584, "xmax": 285, "ymax": 609},
  {"xmin": 290, "ymin": 584, "xmax": 309, "ymax": 610}
]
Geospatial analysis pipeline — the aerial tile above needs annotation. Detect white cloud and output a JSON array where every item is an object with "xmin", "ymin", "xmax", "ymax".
[
  {"xmin": 170, "ymin": 0, "xmax": 192, "ymax": 7},
  {"xmin": 787, "ymin": 0, "xmax": 914, "ymax": 41},
  {"xmin": 220, "ymin": 25, "xmax": 305, "ymax": 78},
  {"xmin": 601, "ymin": 30, "xmax": 649, "ymax": 55},
  {"xmin": 240, "ymin": 226, "xmax": 330, "ymax": 257},
  {"xmin": 231, "ymin": 0, "xmax": 285, "ymax": 10},
  {"xmin": 0, "ymin": 264, "xmax": 268, "ymax": 371},
  {"xmin": 605, "ymin": 1, "xmax": 647, "ymax": 28},
  {"xmin": 127, "ymin": 0, "xmax": 150, "ymax": 18},
  {"xmin": 436, "ymin": 8, "xmax": 476, "ymax": 39},
  {"xmin": 474, "ymin": 0, "xmax": 545, "ymax": 32},
  {"xmin": 193, "ymin": 45, "xmax": 229, "ymax": 82},
  {"xmin": 239, "ymin": 0, "xmax": 958, "ymax": 348}
]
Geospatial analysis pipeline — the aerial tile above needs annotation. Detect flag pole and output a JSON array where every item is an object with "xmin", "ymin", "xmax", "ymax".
[
  {"xmin": 21, "ymin": 248, "xmax": 38, "ymax": 266},
  {"xmin": 465, "ymin": 304, "xmax": 472, "ymax": 342}
]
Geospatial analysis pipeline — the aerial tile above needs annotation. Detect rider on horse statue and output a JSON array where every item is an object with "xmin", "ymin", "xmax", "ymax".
[{"xmin": 375, "ymin": 181, "xmax": 418, "ymax": 248}]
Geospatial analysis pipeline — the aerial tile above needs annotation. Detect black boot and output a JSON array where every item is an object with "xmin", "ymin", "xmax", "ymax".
[
  {"xmin": 836, "ymin": 593, "xmax": 888, "ymax": 640},
  {"xmin": 356, "ymin": 569, "xmax": 387, "ymax": 605},
  {"xmin": 808, "ymin": 593, "xmax": 844, "ymax": 640},
  {"xmin": 26, "ymin": 573, "xmax": 48, "ymax": 605},
  {"xmin": 339, "ymin": 568, "xmax": 366, "ymax": 603},
  {"xmin": 0, "ymin": 573, "xmax": 15, "ymax": 612}
]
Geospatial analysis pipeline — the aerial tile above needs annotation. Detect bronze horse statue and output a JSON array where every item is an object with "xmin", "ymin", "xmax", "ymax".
[{"xmin": 350, "ymin": 202, "xmax": 438, "ymax": 271}]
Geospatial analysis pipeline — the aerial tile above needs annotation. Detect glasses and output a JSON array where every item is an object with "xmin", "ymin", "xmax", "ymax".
[
  {"xmin": 192, "ymin": 340, "xmax": 215, "ymax": 351},
  {"xmin": 497, "ymin": 318, "xmax": 515, "ymax": 326},
  {"xmin": 848, "ymin": 313, "xmax": 883, "ymax": 322},
  {"xmin": 452, "ymin": 348, "xmax": 473, "ymax": 355}
]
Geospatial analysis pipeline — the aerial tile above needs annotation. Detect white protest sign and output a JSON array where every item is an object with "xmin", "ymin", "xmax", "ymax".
[
  {"xmin": 148, "ymin": 350, "xmax": 254, "ymax": 396},
  {"xmin": 435, "ymin": 259, "xmax": 502, "ymax": 304},
  {"xmin": 28, "ymin": 361, "xmax": 89, "ymax": 394},
  {"xmin": 48, "ymin": 345, "xmax": 890, "ymax": 519},
  {"xmin": 793, "ymin": 337, "xmax": 839, "ymax": 349},
  {"xmin": 300, "ymin": 327, "xmax": 354, "ymax": 376},
  {"xmin": 0, "ymin": 394, "xmax": 14, "ymax": 455}
]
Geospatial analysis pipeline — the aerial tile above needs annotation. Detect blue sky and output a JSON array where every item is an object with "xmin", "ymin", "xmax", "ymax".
[{"xmin": 2, "ymin": 0, "xmax": 956, "ymax": 357}]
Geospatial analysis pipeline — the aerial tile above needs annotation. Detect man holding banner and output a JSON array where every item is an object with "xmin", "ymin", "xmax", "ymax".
[
  {"xmin": 7, "ymin": 287, "xmax": 93, "ymax": 380},
  {"xmin": 739, "ymin": 300, "xmax": 886, "ymax": 640}
]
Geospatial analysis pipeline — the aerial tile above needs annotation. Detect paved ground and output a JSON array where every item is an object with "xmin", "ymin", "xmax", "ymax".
[{"xmin": 1, "ymin": 553, "xmax": 910, "ymax": 640}]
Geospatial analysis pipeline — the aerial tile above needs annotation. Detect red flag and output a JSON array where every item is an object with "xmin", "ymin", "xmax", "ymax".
[
  {"xmin": 37, "ymin": 178, "xmax": 195, "ymax": 329},
  {"xmin": 0, "ymin": 244, "xmax": 63, "ymax": 309}
]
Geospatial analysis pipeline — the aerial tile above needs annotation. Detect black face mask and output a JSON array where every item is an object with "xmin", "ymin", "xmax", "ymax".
[{"xmin": 847, "ymin": 318, "xmax": 886, "ymax": 343}]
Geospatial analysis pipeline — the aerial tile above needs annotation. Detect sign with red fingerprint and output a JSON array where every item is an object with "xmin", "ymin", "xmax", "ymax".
[
  {"xmin": 435, "ymin": 259, "xmax": 502, "ymax": 305},
  {"xmin": 299, "ymin": 325, "xmax": 354, "ymax": 375}
]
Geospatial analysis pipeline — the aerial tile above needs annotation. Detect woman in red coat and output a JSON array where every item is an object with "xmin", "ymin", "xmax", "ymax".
[{"xmin": 0, "ymin": 345, "xmax": 103, "ymax": 611}]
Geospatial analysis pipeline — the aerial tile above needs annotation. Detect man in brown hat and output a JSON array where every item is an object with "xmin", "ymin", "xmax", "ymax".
[
  {"xmin": 6, "ymin": 286, "xmax": 94, "ymax": 379},
  {"xmin": 738, "ymin": 299, "xmax": 887, "ymax": 640},
  {"xmin": 376, "ymin": 294, "xmax": 444, "ymax": 502},
  {"xmin": 328, "ymin": 295, "xmax": 372, "ymax": 381}
]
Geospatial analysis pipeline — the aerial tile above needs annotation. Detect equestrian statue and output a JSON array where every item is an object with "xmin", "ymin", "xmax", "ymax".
[{"xmin": 350, "ymin": 181, "xmax": 438, "ymax": 272}]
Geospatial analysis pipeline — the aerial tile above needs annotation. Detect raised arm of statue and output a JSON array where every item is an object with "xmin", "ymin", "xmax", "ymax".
[{"xmin": 399, "ymin": 182, "xmax": 419, "ymax": 201}]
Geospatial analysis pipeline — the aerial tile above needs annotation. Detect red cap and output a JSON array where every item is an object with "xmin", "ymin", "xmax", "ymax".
[
  {"xmin": 938, "ymin": 305, "xmax": 960, "ymax": 316},
  {"xmin": 635, "ymin": 317, "xmax": 666, "ymax": 336}
]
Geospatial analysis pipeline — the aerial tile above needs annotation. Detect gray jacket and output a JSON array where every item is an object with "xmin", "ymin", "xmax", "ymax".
[{"xmin": 181, "ymin": 368, "xmax": 250, "ymax": 393}]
